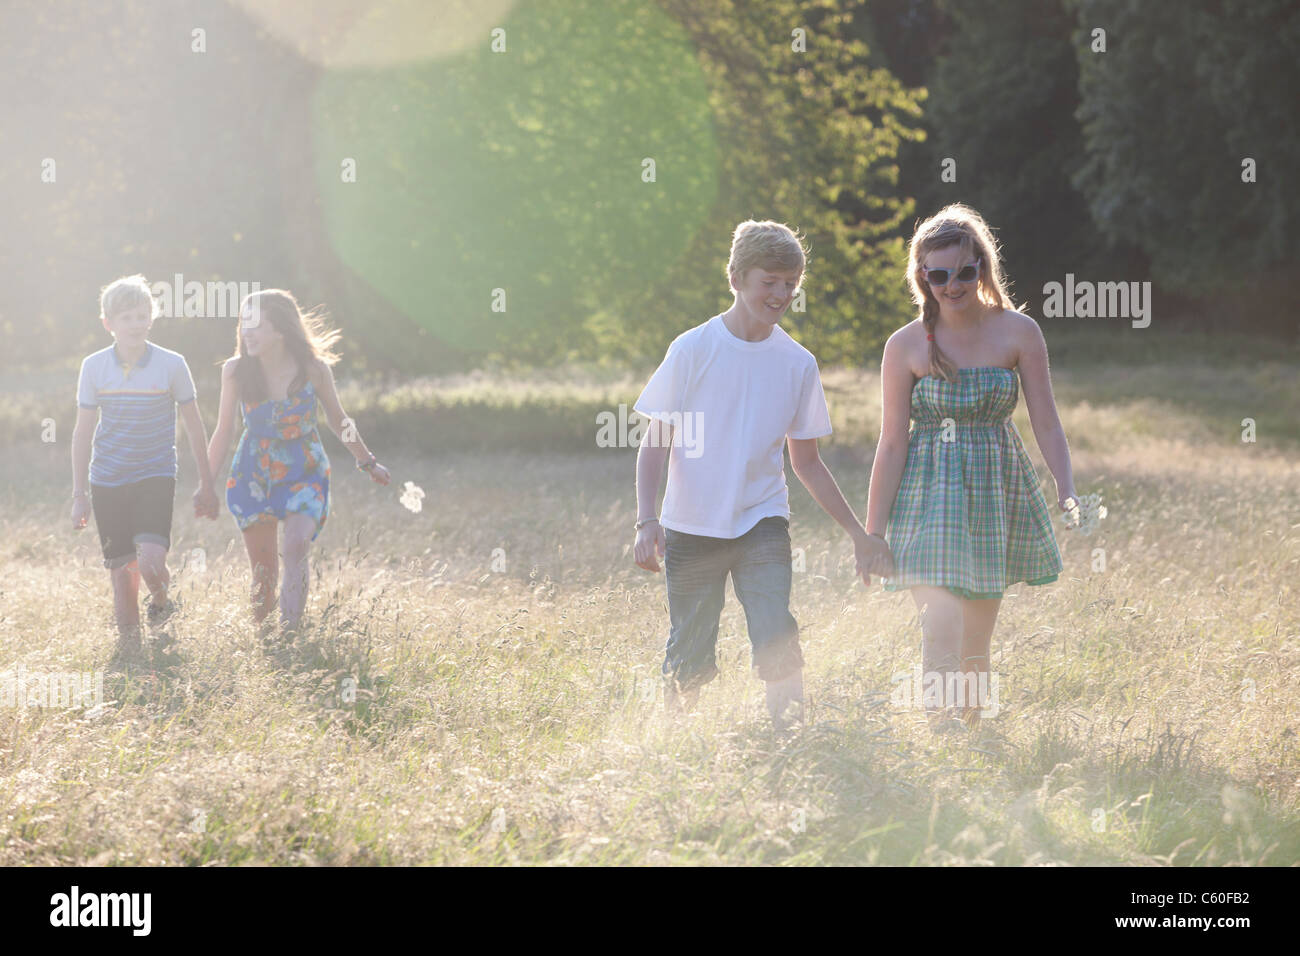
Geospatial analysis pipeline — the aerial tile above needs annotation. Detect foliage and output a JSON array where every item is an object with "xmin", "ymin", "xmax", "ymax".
[{"xmin": 1067, "ymin": 0, "xmax": 1300, "ymax": 307}]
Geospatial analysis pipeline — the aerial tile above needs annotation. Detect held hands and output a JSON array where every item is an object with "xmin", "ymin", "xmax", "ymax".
[
  {"xmin": 194, "ymin": 485, "xmax": 220, "ymax": 520},
  {"xmin": 71, "ymin": 496, "xmax": 91, "ymax": 531},
  {"xmin": 634, "ymin": 520, "xmax": 666, "ymax": 572},
  {"xmin": 854, "ymin": 530, "xmax": 895, "ymax": 586}
]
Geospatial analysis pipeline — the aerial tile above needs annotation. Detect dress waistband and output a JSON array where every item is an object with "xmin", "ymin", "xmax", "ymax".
[
  {"xmin": 244, "ymin": 424, "xmax": 321, "ymax": 440},
  {"xmin": 911, "ymin": 420, "xmax": 1009, "ymax": 430}
]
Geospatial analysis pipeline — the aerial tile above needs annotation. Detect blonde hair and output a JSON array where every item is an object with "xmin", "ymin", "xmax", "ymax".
[
  {"xmin": 231, "ymin": 289, "xmax": 342, "ymax": 404},
  {"xmin": 726, "ymin": 220, "xmax": 807, "ymax": 287},
  {"xmin": 99, "ymin": 274, "xmax": 158, "ymax": 322},
  {"xmin": 907, "ymin": 204, "xmax": 1022, "ymax": 383}
]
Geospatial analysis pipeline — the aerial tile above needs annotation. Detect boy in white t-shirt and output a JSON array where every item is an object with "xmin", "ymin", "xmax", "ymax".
[{"xmin": 633, "ymin": 220, "xmax": 894, "ymax": 731}]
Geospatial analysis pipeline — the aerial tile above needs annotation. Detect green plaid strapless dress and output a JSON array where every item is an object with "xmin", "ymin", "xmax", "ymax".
[{"xmin": 882, "ymin": 366, "xmax": 1062, "ymax": 599}]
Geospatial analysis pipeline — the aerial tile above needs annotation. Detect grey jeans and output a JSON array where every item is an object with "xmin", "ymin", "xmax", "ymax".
[{"xmin": 662, "ymin": 515, "xmax": 804, "ymax": 690}]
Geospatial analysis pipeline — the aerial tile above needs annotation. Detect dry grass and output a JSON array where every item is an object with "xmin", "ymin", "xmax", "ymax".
[{"xmin": 0, "ymin": 361, "xmax": 1297, "ymax": 865}]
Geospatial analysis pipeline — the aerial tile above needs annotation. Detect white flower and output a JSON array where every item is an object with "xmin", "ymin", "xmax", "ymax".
[
  {"xmin": 1063, "ymin": 491, "xmax": 1107, "ymax": 536},
  {"xmin": 400, "ymin": 480, "xmax": 425, "ymax": 513}
]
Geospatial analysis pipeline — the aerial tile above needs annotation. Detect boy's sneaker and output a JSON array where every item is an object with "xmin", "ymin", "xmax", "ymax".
[{"xmin": 146, "ymin": 596, "xmax": 180, "ymax": 630}]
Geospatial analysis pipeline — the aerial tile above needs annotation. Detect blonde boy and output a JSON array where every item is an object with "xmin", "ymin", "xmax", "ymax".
[
  {"xmin": 71, "ymin": 275, "xmax": 218, "ymax": 660},
  {"xmin": 632, "ymin": 221, "xmax": 893, "ymax": 731}
]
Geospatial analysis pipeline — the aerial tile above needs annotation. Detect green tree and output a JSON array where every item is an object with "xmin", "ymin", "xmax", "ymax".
[
  {"xmin": 606, "ymin": 0, "xmax": 925, "ymax": 364},
  {"xmin": 918, "ymin": 0, "xmax": 1120, "ymax": 310},
  {"xmin": 1067, "ymin": 0, "xmax": 1300, "ymax": 319}
]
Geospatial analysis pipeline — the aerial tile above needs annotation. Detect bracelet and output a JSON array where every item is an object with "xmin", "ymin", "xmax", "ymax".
[
  {"xmin": 866, "ymin": 531, "xmax": 886, "ymax": 541},
  {"xmin": 356, "ymin": 454, "xmax": 377, "ymax": 472},
  {"xmin": 72, "ymin": 492, "xmax": 89, "ymax": 500},
  {"xmin": 635, "ymin": 517, "xmax": 659, "ymax": 531}
]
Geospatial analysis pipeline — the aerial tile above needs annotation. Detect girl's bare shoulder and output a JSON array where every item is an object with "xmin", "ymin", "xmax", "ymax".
[
  {"xmin": 993, "ymin": 307, "xmax": 1037, "ymax": 330},
  {"xmin": 993, "ymin": 308, "xmax": 1045, "ymax": 357},
  {"xmin": 884, "ymin": 320, "xmax": 929, "ymax": 376},
  {"xmin": 890, "ymin": 318, "xmax": 926, "ymax": 340}
]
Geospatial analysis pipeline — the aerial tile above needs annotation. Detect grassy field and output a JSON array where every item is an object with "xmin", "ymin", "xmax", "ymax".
[{"xmin": 1, "ymin": 348, "xmax": 1298, "ymax": 864}]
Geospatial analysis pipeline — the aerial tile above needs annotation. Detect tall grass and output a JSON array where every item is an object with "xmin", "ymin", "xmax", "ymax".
[{"xmin": 0, "ymin": 351, "xmax": 1297, "ymax": 864}]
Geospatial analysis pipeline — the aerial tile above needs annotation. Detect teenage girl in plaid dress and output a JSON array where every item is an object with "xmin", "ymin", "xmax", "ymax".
[{"xmin": 863, "ymin": 204, "xmax": 1077, "ymax": 728}]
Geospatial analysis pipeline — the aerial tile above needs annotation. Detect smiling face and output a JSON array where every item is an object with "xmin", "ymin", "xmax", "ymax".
[
  {"xmin": 921, "ymin": 244, "xmax": 984, "ymax": 315},
  {"xmin": 238, "ymin": 298, "xmax": 286, "ymax": 358},
  {"xmin": 103, "ymin": 301, "xmax": 153, "ymax": 346},
  {"xmin": 732, "ymin": 266, "xmax": 802, "ymax": 326}
]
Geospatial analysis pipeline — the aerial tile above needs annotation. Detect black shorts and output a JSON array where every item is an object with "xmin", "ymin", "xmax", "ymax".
[{"xmin": 90, "ymin": 476, "xmax": 176, "ymax": 569}]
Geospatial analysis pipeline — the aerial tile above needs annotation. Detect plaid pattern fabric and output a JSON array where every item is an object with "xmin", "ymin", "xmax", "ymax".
[{"xmin": 883, "ymin": 367, "xmax": 1062, "ymax": 599}]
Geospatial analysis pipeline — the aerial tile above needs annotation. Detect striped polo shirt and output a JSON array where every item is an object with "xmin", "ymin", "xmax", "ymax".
[{"xmin": 77, "ymin": 341, "xmax": 198, "ymax": 487}]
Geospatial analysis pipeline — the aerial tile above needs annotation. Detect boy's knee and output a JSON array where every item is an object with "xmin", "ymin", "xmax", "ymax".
[
  {"xmin": 136, "ymin": 541, "xmax": 167, "ymax": 567},
  {"xmin": 744, "ymin": 596, "xmax": 798, "ymax": 663}
]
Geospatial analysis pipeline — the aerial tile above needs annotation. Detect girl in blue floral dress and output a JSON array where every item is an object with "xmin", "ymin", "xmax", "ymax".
[
  {"xmin": 208, "ymin": 290, "xmax": 390, "ymax": 633},
  {"xmin": 226, "ymin": 381, "xmax": 331, "ymax": 540}
]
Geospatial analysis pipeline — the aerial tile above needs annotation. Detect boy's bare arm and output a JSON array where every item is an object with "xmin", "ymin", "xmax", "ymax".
[
  {"xmin": 787, "ymin": 437, "xmax": 865, "ymax": 537},
  {"xmin": 70, "ymin": 407, "xmax": 97, "ymax": 529},
  {"xmin": 788, "ymin": 437, "xmax": 893, "ymax": 583},
  {"xmin": 179, "ymin": 401, "xmax": 215, "ymax": 489},
  {"xmin": 633, "ymin": 418, "xmax": 672, "ymax": 572},
  {"xmin": 71, "ymin": 408, "xmax": 96, "ymax": 494},
  {"xmin": 636, "ymin": 419, "xmax": 671, "ymax": 520},
  {"xmin": 180, "ymin": 400, "xmax": 219, "ymax": 519}
]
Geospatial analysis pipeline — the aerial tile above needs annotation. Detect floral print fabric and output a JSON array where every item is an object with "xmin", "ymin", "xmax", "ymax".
[{"xmin": 226, "ymin": 381, "xmax": 330, "ymax": 540}]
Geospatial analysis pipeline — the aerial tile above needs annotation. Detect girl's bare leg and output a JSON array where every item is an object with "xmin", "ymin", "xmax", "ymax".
[
  {"xmin": 959, "ymin": 597, "xmax": 1002, "ymax": 727},
  {"xmin": 279, "ymin": 513, "xmax": 316, "ymax": 631},
  {"xmin": 240, "ymin": 519, "xmax": 279, "ymax": 626},
  {"xmin": 910, "ymin": 586, "xmax": 963, "ymax": 723}
]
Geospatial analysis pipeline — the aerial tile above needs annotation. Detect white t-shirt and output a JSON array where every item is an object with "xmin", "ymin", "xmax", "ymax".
[{"xmin": 634, "ymin": 314, "xmax": 832, "ymax": 538}]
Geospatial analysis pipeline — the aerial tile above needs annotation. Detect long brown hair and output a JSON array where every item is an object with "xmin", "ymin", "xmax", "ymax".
[
  {"xmin": 230, "ymin": 289, "xmax": 342, "ymax": 404},
  {"xmin": 906, "ymin": 204, "xmax": 1023, "ymax": 383}
]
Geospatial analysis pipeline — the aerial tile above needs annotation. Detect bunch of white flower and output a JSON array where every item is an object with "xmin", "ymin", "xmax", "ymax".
[{"xmin": 1062, "ymin": 491, "xmax": 1107, "ymax": 535}]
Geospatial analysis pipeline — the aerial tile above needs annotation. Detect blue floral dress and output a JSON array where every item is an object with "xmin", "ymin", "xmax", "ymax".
[{"xmin": 226, "ymin": 381, "xmax": 331, "ymax": 540}]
